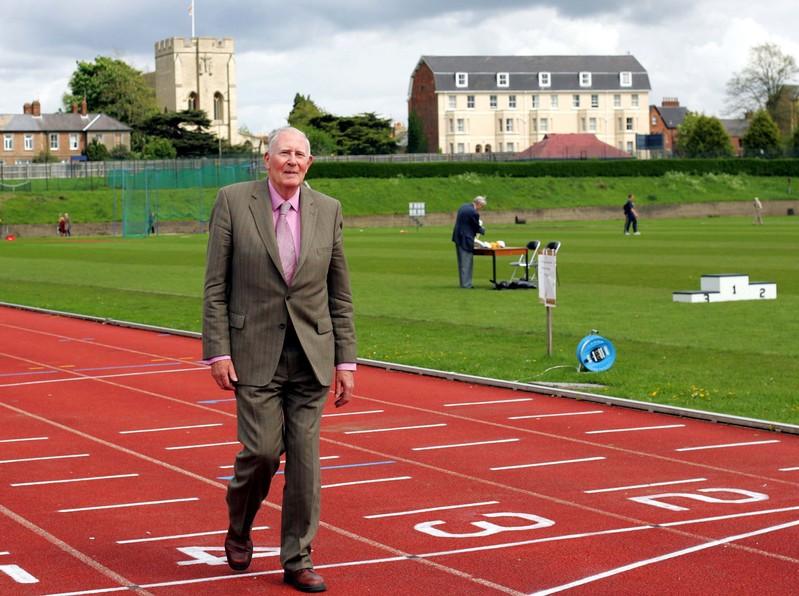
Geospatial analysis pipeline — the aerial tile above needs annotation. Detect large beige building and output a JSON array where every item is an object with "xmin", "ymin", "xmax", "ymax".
[
  {"xmin": 409, "ymin": 55, "xmax": 651, "ymax": 155},
  {"xmin": 150, "ymin": 37, "xmax": 241, "ymax": 145}
]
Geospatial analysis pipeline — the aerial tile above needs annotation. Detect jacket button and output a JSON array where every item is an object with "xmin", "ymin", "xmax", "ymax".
[{"xmin": 279, "ymin": 323, "xmax": 286, "ymax": 330}]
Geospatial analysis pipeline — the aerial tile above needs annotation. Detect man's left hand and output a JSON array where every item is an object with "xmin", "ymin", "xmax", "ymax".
[{"xmin": 334, "ymin": 370, "xmax": 354, "ymax": 408}]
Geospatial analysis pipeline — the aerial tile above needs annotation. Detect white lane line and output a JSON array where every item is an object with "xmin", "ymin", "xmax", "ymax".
[
  {"xmin": 365, "ymin": 501, "xmax": 500, "ymax": 519},
  {"xmin": 58, "ymin": 497, "xmax": 199, "ymax": 513},
  {"xmin": 510, "ymin": 410, "xmax": 603, "ymax": 420},
  {"xmin": 117, "ymin": 525, "xmax": 270, "ymax": 544},
  {"xmin": 529, "ymin": 518, "xmax": 799, "ymax": 596},
  {"xmin": 0, "ymin": 436, "xmax": 49, "ymax": 443},
  {"xmin": 321, "ymin": 476, "xmax": 412, "ymax": 489},
  {"xmin": 584, "ymin": 477, "xmax": 707, "ymax": 494},
  {"xmin": 491, "ymin": 456, "xmax": 606, "ymax": 471},
  {"xmin": 413, "ymin": 438, "xmax": 519, "ymax": 451},
  {"xmin": 323, "ymin": 409, "xmax": 384, "ymax": 417},
  {"xmin": 676, "ymin": 439, "xmax": 780, "ymax": 452},
  {"xmin": 0, "ymin": 367, "xmax": 204, "ymax": 388},
  {"xmin": 119, "ymin": 423, "xmax": 223, "ymax": 434},
  {"xmin": 0, "ymin": 453, "xmax": 89, "ymax": 464},
  {"xmin": 218, "ymin": 455, "xmax": 339, "ymax": 469},
  {"xmin": 444, "ymin": 398, "xmax": 533, "ymax": 407},
  {"xmin": 344, "ymin": 423, "xmax": 446, "ymax": 435},
  {"xmin": 585, "ymin": 424, "xmax": 685, "ymax": 435},
  {"xmin": 40, "ymin": 506, "xmax": 799, "ymax": 596},
  {"xmin": 165, "ymin": 441, "xmax": 239, "ymax": 451},
  {"xmin": 779, "ymin": 466, "xmax": 799, "ymax": 472},
  {"xmin": 0, "ymin": 551, "xmax": 9, "ymax": 555},
  {"xmin": 11, "ymin": 474, "xmax": 140, "ymax": 487}
]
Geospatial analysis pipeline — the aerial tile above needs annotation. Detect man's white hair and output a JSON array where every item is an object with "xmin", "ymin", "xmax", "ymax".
[
  {"xmin": 473, "ymin": 195, "xmax": 487, "ymax": 206},
  {"xmin": 267, "ymin": 126, "xmax": 312, "ymax": 155}
]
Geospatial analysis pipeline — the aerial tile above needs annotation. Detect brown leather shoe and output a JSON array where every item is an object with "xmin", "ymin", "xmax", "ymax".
[
  {"xmin": 224, "ymin": 528, "xmax": 252, "ymax": 571},
  {"xmin": 283, "ymin": 568, "xmax": 327, "ymax": 592}
]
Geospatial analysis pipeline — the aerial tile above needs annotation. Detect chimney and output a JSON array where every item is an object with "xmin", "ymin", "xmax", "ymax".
[
  {"xmin": 31, "ymin": 100, "xmax": 41, "ymax": 117},
  {"xmin": 23, "ymin": 102, "xmax": 32, "ymax": 114},
  {"xmin": 662, "ymin": 97, "xmax": 680, "ymax": 107},
  {"xmin": 80, "ymin": 97, "xmax": 88, "ymax": 116},
  {"xmin": 71, "ymin": 103, "xmax": 78, "ymax": 113}
]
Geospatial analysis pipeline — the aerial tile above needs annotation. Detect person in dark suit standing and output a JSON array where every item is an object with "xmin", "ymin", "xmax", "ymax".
[
  {"xmin": 451, "ymin": 195, "xmax": 487, "ymax": 288},
  {"xmin": 623, "ymin": 193, "xmax": 640, "ymax": 235},
  {"xmin": 203, "ymin": 126, "xmax": 356, "ymax": 593}
]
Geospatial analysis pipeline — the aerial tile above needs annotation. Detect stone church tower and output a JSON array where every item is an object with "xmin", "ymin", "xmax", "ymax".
[{"xmin": 152, "ymin": 37, "xmax": 241, "ymax": 145}]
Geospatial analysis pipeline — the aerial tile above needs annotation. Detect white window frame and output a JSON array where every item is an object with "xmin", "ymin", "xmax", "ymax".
[
  {"xmin": 506, "ymin": 142, "xmax": 514, "ymax": 152},
  {"xmin": 572, "ymin": 94, "xmax": 581, "ymax": 108},
  {"xmin": 49, "ymin": 133, "xmax": 59, "ymax": 150},
  {"xmin": 505, "ymin": 118, "xmax": 514, "ymax": 132},
  {"xmin": 531, "ymin": 94, "xmax": 539, "ymax": 109},
  {"xmin": 455, "ymin": 72, "xmax": 469, "ymax": 88},
  {"xmin": 626, "ymin": 117, "xmax": 634, "ymax": 131},
  {"xmin": 467, "ymin": 95, "xmax": 475, "ymax": 109},
  {"xmin": 24, "ymin": 134, "xmax": 33, "ymax": 151},
  {"xmin": 591, "ymin": 94, "xmax": 599, "ymax": 109},
  {"xmin": 614, "ymin": 94, "xmax": 622, "ymax": 108},
  {"xmin": 631, "ymin": 94, "xmax": 639, "ymax": 108},
  {"xmin": 539, "ymin": 118, "xmax": 548, "ymax": 132},
  {"xmin": 538, "ymin": 72, "xmax": 551, "ymax": 88},
  {"xmin": 496, "ymin": 72, "xmax": 509, "ymax": 87},
  {"xmin": 626, "ymin": 141, "xmax": 634, "ymax": 153},
  {"xmin": 69, "ymin": 134, "xmax": 79, "ymax": 151},
  {"xmin": 448, "ymin": 119, "xmax": 454, "ymax": 133},
  {"xmin": 579, "ymin": 72, "xmax": 592, "ymax": 87},
  {"xmin": 508, "ymin": 95, "xmax": 517, "ymax": 109},
  {"xmin": 448, "ymin": 95, "xmax": 457, "ymax": 109},
  {"xmin": 3, "ymin": 134, "xmax": 12, "ymax": 151},
  {"xmin": 550, "ymin": 95, "xmax": 559, "ymax": 109},
  {"xmin": 620, "ymin": 71, "xmax": 632, "ymax": 87},
  {"xmin": 489, "ymin": 95, "xmax": 497, "ymax": 109},
  {"xmin": 589, "ymin": 117, "xmax": 597, "ymax": 132},
  {"xmin": 456, "ymin": 118, "xmax": 465, "ymax": 133},
  {"xmin": 457, "ymin": 142, "xmax": 465, "ymax": 154}
]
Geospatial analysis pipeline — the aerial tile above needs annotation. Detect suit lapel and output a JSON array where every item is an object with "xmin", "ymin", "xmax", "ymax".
[
  {"xmin": 249, "ymin": 181, "xmax": 284, "ymax": 276},
  {"xmin": 296, "ymin": 187, "xmax": 317, "ymax": 275}
]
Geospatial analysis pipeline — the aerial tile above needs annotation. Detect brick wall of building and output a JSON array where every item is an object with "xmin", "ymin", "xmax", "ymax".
[{"xmin": 408, "ymin": 62, "xmax": 439, "ymax": 152}]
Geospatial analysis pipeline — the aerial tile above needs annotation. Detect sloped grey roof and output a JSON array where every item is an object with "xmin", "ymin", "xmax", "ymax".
[
  {"xmin": 654, "ymin": 106, "xmax": 687, "ymax": 129},
  {"xmin": 720, "ymin": 118, "xmax": 750, "ymax": 137},
  {"xmin": 0, "ymin": 113, "xmax": 131, "ymax": 133},
  {"xmin": 418, "ymin": 55, "xmax": 651, "ymax": 92}
]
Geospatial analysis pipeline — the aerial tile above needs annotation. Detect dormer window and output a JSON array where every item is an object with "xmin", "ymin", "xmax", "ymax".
[
  {"xmin": 620, "ymin": 71, "xmax": 632, "ymax": 87},
  {"xmin": 538, "ymin": 72, "xmax": 551, "ymax": 88},
  {"xmin": 496, "ymin": 72, "xmax": 509, "ymax": 87},
  {"xmin": 456, "ymin": 72, "xmax": 469, "ymax": 88},
  {"xmin": 579, "ymin": 72, "xmax": 592, "ymax": 87}
]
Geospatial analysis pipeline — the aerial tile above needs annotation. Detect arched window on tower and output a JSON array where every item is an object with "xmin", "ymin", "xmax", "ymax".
[
  {"xmin": 213, "ymin": 92, "xmax": 224, "ymax": 121},
  {"xmin": 187, "ymin": 92, "xmax": 198, "ymax": 111},
  {"xmin": 484, "ymin": 144, "xmax": 492, "ymax": 153},
  {"xmin": 475, "ymin": 144, "xmax": 482, "ymax": 153}
]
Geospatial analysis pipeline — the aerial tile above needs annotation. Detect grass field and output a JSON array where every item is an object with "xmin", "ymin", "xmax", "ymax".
[
  {"xmin": 1, "ymin": 215, "xmax": 797, "ymax": 424},
  {"xmin": 1, "ymin": 172, "xmax": 796, "ymax": 224}
]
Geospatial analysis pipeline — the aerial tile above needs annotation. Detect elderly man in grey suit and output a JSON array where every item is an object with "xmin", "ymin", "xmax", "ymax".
[
  {"xmin": 451, "ymin": 195, "xmax": 486, "ymax": 288},
  {"xmin": 203, "ymin": 126, "xmax": 356, "ymax": 593}
]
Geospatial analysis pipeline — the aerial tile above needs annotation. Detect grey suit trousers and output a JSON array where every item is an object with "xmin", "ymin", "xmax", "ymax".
[{"xmin": 227, "ymin": 326, "xmax": 329, "ymax": 571}]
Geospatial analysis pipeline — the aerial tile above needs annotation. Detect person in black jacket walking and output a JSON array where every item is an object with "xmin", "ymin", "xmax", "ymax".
[
  {"xmin": 451, "ymin": 196, "xmax": 487, "ymax": 288},
  {"xmin": 623, "ymin": 193, "xmax": 640, "ymax": 235}
]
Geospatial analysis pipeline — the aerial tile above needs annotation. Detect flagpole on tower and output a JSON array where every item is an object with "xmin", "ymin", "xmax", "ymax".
[{"xmin": 189, "ymin": 0, "xmax": 195, "ymax": 38}]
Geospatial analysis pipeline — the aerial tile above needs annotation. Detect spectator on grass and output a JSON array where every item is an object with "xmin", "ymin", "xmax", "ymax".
[
  {"xmin": 623, "ymin": 193, "xmax": 640, "ymax": 235},
  {"xmin": 452, "ymin": 195, "xmax": 487, "ymax": 288},
  {"xmin": 57, "ymin": 214, "xmax": 67, "ymax": 237},
  {"xmin": 202, "ymin": 126, "xmax": 356, "ymax": 593},
  {"xmin": 63, "ymin": 213, "xmax": 71, "ymax": 236},
  {"xmin": 753, "ymin": 197, "xmax": 764, "ymax": 225}
]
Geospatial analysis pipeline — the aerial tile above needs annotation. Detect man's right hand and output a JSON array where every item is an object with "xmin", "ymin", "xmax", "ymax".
[{"xmin": 211, "ymin": 359, "xmax": 238, "ymax": 390}]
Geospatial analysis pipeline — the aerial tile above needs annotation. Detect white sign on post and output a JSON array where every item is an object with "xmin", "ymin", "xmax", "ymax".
[
  {"xmin": 538, "ymin": 251, "xmax": 557, "ymax": 306},
  {"xmin": 408, "ymin": 202, "xmax": 426, "ymax": 217}
]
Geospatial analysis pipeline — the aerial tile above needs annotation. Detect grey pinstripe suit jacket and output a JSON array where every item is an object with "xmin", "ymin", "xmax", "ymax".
[{"xmin": 202, "ymin": 179, "xmax": 356, "ymax": 387}]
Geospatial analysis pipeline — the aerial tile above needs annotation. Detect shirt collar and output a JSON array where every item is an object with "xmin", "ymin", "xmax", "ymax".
[{"xmin": 268, "ymin": 179, "xmax": 300, "ymax": 212}]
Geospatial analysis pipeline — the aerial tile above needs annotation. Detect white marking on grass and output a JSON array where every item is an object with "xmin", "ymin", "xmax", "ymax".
[{"xmin": 491, "ymin": 456, "xmax": 605, "ymax": 471}]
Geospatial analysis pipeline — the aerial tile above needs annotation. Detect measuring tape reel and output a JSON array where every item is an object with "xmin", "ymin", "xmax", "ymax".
[{"xmin": 576, "ymin": 331, "xmax": 616, "ymax": 372}]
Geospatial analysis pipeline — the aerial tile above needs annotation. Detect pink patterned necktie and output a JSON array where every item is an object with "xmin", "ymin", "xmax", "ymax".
[{"xmin": 276, "ymin": 201, "xmax": 297, "ymax": 284}]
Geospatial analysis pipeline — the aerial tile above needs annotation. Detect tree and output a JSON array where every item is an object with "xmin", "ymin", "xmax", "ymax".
[
  {"xmin": 725, "ymin": 43, "xmax": 798, "ymax": 123},
  {"xmin": 792, "ymin": 126, "xmax": 799, "ymax": 157},
  {"xmin": 63, "ymin": 56, "xmax": 159, "ymax": 128},
  {"xmin": 407, "ymin": 111, "xmax": 428, "ymax": 153},
  {"xmin": 676, "ymin": 113, "xmax": 734, "ymax": 158},
  {"xmin": 742, "ymin": 110, "xmax": 782, "ymax": 157},
  {"xmin": 141, "ymin": 137, "xmax": 177, "ymax": 160},
  {"xmin": 288, "ymin": 93, "xmax": 325, "ymax": 129},
  {"xmin": 309, "ymin": 112, "xmax": 397, "ymax": 155},
  {"xmin": 138, "ymin": 110, "xmax": 217, "ymax": 157},
  {"xmin": 85, "ymin": 138, "xmax": 110, "ymax": 161}
]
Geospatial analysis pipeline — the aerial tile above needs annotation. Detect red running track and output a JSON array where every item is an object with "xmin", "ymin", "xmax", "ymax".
[{"xmin": 1, "ymin": 305, "xmax": 798, "ymax": 595}]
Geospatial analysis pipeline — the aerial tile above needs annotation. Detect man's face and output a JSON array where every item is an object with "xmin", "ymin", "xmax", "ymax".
[{"xmin": 264, "ymin": 130, "xmax": 313, "ymax": 196}]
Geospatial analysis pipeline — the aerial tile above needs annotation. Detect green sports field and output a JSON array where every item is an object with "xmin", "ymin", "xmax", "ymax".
[{"xmin": 1, "ymin": 216, "xmax": 797, "ymax": 423}]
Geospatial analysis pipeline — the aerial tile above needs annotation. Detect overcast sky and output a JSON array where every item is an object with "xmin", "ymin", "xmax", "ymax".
[{"xmin": 1, "ymin": 1, "xmax": 797, "ymax": 134}]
